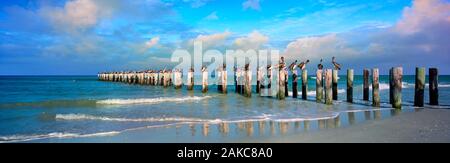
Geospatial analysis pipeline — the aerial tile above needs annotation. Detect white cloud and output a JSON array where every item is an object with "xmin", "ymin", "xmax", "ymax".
[
  {"xmin": 189, "ymin": 31, "xmax": 232, "ymax": 48},
  {"xmin": 242, "ymin": 0, "xmax": 261, "ymax": 11},
  {"xmin": 145, "ymin": 36, "xmax": 160, "ymax": 49},
  {"xmin": 233, "ymin": 30, "xmax": 269, "ymax": 50},
  {"xmin": 40, "ymin": 0, "xmax": 108, "ymax": 32},
  {"xmin": 283, "ymin": 34, "xmax": 357, "ymax": 61},
  {"xmin": 395, "ymin": 0, "xmax": 450, "ymax": 35},
  {"xmin": 204, "ymin": 11, "xmax": 218, "ymax": 20}
]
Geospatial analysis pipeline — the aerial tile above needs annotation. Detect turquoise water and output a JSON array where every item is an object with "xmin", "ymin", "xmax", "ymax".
[{"xmin": 0, "ymin": 75, "xmax": 449, "ymax": 142}]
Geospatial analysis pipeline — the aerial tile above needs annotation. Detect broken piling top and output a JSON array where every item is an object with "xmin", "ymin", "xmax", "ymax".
[
  {"xmin": 316, "ymin": 69, "xmax": 323, "ymax": 102},
  {"xmin": 392, "ymin": 67, "xmax": 403, "ymax": 109},
  {"xmin": 346, "ymin": 69, "xmax": 353, "ymax": 103},
  {"xmin": 429, "ymin": 68, "xmax": 439, "ymax": 105},
  {"xmin": 363, "ymin": 69, "xmax": 370, "ymax": 101},
  {"xmin": 372, "ymin": 68, "xmax": 380, "ymax": 107},
  {"xmin": 414, "ymin": 67, "xmax": 425, "ymax": 107},
  {"xmin": 324, "ymin": 69, "xmax": 333, "ymax": 105},
  {"xmin": 202, "ymin": 67, "xmax": 208, "ymax": 93}
]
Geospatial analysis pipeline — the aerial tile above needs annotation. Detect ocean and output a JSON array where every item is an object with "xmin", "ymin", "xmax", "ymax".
[{"xmin": 0, "ymin": 75, "xmax": 449, "ymax": 143}]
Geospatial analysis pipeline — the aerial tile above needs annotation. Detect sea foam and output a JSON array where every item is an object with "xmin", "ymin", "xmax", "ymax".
[{"xmin": 96, "ymin": 96, "xmax": 212, "ymax": 105}]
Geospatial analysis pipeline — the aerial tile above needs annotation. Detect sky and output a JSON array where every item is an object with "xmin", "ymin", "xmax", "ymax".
[{"xmin": 0, "ymin": 0, "xmax": 449, "ymax": 75}]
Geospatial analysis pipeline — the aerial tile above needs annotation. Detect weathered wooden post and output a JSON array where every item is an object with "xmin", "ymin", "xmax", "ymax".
[
  {"xmin": 285, "ymin": 73, "xmax": 289, "ymax": 97},
  {"xmin": 202, "ymin": 68, "xmax": 208, "ymax": 93},
  {"xmin": 389, "ymin": 68, "xmax": 394, "ymax": 104},
  {"xmin": 372, "ymin": 68, "xmax": 380, "ymax": 107},
  {"xmin": 174, "ymin": 70, "xmax": 182, "ymax": 89},
  {"xmin": 278, "ymin": 69, "xmax": 286, "ymax": 100},
  {"xmin": 363, "ymin": 69, "xmax": 370, "ymax": 101},
  {"xmin": 414, "ymin": 67, "xmax": 425, "ymax": 107},
  {"xmin": 392, "ymin": 67, "xmax": 402, "ymax": 109},
  {"xmin": 316, "ymin": 70, "xmax": 323, "ymax": 102},
  {"xmin": 332, "ymin": 70, "xmax": 338, "ymax": 100},
  {"xmin": 292, "ymin": 69, "xmax": 298, "ymax": 98},
  {"xmin": 187, "ymin": 68, "xmax": 194, "ymax": 90},
  {"xmin": 237, "ymin": 69, "xmax": 242, "ymax": 94},
  {"xmin": 301, "ymin": 70, "xmax": 308, "ymax": 100},
  {"xmin": 347, "ymin": 69, "xmax": 353, "ymax": 103},
  {"xmin": 244, "ymin": 67, "xmax": 252, "ymax": 97},
  {"xmin": 429, "ymin": 68, "xmax": 439, "ymax": 105},
  {"xmin": 222, "ymin": 68, "xmax": 227, "ymax": 94},
  {"xmin": 325, "ymin": 69, "xmax": 332, "ymax": 105},
  {"xmin": 217, "ymin": 68, "xmax": 222, "ymax": 92},
  {"xmin": 234, "ymin": 67, "xmax": 238, "ymax": 93},
  {"xmin": 257, "ymin": 68, "xmax": 261, "ymax": 94}
]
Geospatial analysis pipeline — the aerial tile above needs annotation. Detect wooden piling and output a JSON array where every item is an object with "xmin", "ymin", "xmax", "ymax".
[
  {"xmin": 217, "ymin": 68, "xmax": 222, "ymax": 92},
  {"xmin": 316, "ymin": 70, "xmax": 323, "ymax": 102},
  {"xmin": 292, "ymin": 70, "xmax": 298, "ymax": 98},
  {"xmin": 285, "ymin": 73, "xmax": 289, "ymax": 97},
  {"xmin": 301, "ymin": 70, "xmax": 308, "ymax": 100},
  {"xmin": 363, "ymin": 69, "xmax": 370, "ymax": 101},
  {"xmin": 347, "ymin": 69, "xmax": 353, "ymax": 103},
  {"xmin": 278, "ymin": 69, "xmax": 286, "ymax": 100},
  {"xmin": 244, "ymin": 69, "xmax": 252, "ymax": 97},
  {"xmin": 202, "ymin": 70, "xmax": 208, "ymax": 93},
  {"xmin": 187, "ymin": 70, "xmax": 194, "ymax": 90},
  {"xmin": 429, "ymin": 68, "xmax": 439, "ymax": 105},
  {"xmin": 392, "ymin": 67, "xmax": 402, "ymax": 109},
  {"xmin": 256, "ymin": 68, "xmax": 261, "ymax": 94},
  {"xmin": 372, "ymin": 68, "xmax": 380, "ymax": 107},
  {"xmin": 414, "ymin": 67, "xmax": 425, "ymax": 107},
  {"xmin": 332, "ymin": 70, "xmax": 338, "ymax": 100},
  {"xmin": 325, "ymin": 69, "xmax": 332, "ymax": 105},
  {"xmin": 222, "ymin": 70, "xmax": 227, "ymax": 94},
  {"xmin": 174, "ymin": 71, "xmax": 182, "ymax": 89},
  {"xmin": 389, "ymin": 68, "xmax": 394, "ymax": 104}
]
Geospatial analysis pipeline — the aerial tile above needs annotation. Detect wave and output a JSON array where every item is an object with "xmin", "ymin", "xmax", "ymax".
[
  {"xmin": 55, "ymin": 114, "xmax": 215, "ymax": 123},
  {"xmin": 97, "ymin": 96, "xmax": 212, "ymax": 105},
  {"xmin": 0, "ymin": 131, "xmax": 119, "ymax": 143}
]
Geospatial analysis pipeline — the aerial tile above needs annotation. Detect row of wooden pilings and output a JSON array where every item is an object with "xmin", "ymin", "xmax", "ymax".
[{"xmin": 98, "ymin": 67, "xmax": 439, "ymax": 109}]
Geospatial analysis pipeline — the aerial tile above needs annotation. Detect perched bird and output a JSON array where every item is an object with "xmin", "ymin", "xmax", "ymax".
[
  {"xmin": 201, "ymin": 66, "xmax": 207, "ymax": 72},
  {"xmin": 318, "ymin": 59, "xmax": 324, "ymax": 70},
  {"xmin": 298, "ymin": 60, "xmax": 310, "ymax": 70},
  {"xmin": 332, "ymin": 56, "xmax": 341, "ymax": 70},
  {"xmin": 289, "ymin": 60, "xmax": 298, "ymax": 71}
]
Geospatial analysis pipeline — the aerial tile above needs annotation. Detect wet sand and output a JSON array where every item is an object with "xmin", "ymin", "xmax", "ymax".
[{"xmin": 248, "ymin": 108, "xmax": 450, "ymax": 143}]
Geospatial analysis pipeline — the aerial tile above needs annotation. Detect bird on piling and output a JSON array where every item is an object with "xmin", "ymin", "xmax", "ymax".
[
  {"xmin": 201, "ymin": 65, "xmax": 207, "ymax": 72},
  {"xmin": 332, "ymin": 56, "xmax": 341, "ymax": 70},
  {"xmin": 289, "ymin": 60, "xmax": 298, "ymax": 71},
  {"xmin": 318, "ymin": 59, "xmax": 323, "ymax": 70},
  {"xmin": 298, "ymin": 60, "xmax": 310, "ymax": 70}
]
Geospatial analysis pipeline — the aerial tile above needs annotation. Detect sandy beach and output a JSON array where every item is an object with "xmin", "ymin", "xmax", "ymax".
[{"xmin": 246, "ymin": 108, "xmax": 450, "ymax": 143}]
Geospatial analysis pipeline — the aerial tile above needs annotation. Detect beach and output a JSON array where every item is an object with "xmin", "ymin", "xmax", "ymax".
[
  {"xmin": 0, "ymin": 75, "xmax": 449, "ymax": 143},
  {"xmin": 254, "ymin": 108, "xmax": 450, "ymax": 143}
]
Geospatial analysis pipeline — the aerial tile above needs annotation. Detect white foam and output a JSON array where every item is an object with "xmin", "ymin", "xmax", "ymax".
[
  {"xmin": 0, "ymin": 131, "xmax": 120, "ymax": 143},
  {"xmin": 55, "ymin": 114, "xmax": 214, "ymax": 123},
  {"xmin": 97, "ymin": 96, "xmax": 212, "ymax": 105}
]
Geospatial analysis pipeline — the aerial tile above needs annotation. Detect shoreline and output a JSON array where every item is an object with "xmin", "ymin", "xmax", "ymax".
[{"xmin": 245, "ymin": 108, "xmax": 450, "ymax": 143}]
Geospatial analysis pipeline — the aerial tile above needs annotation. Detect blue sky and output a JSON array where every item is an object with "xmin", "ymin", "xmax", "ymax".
[{"xmin": 0, "ymin": 0, "xmax": 449, "ymax": 75}]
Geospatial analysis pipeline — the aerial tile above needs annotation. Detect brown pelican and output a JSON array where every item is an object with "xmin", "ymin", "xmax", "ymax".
[
  {"xmin": 332, "ymin": 56, "xmax": 341, "ymax": 70},
  {"xmin": 298, "ymin": 60, "xmax": 310, "ymax": 70},
  {"xmin": 318, "ymin": 59, "xmax": 323, "ymax": 70},
  {"xmin": 289, "ymin": 60, "xmax": 298, "ymax": 71},
  {"xmin": 201, "ymin": 66, "xmax": 207, "ymax": 72}
]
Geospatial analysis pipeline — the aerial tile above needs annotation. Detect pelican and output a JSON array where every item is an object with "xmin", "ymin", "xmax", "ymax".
[
  {"xmin": 201, "ymin": 66, "xmax": 207, "ymax": 72},
  {"xmin": 298, "ymin": 60, "xmax": 310, "ymax": 70},
  {"xmin": 289, "ymin": 60, "xmax": 298, "ymax": 71},
  {"xmin": 318, "ymin": 59, "xmax": 324, "ymax": 70},
  {"xmin": 332, "ymin": 56, "xmax": 341, "ymax": 70}
]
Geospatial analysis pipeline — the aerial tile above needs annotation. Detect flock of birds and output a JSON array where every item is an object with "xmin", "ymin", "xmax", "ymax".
[{"xmin": 288, "ymin": 56, "xmax": 341, "ymax": 71}]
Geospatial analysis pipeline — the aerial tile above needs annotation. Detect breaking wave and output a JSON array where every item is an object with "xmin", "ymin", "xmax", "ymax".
[{"xmin": 96, "ymin": 96, "xmax": 212, "ymax": 105}]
